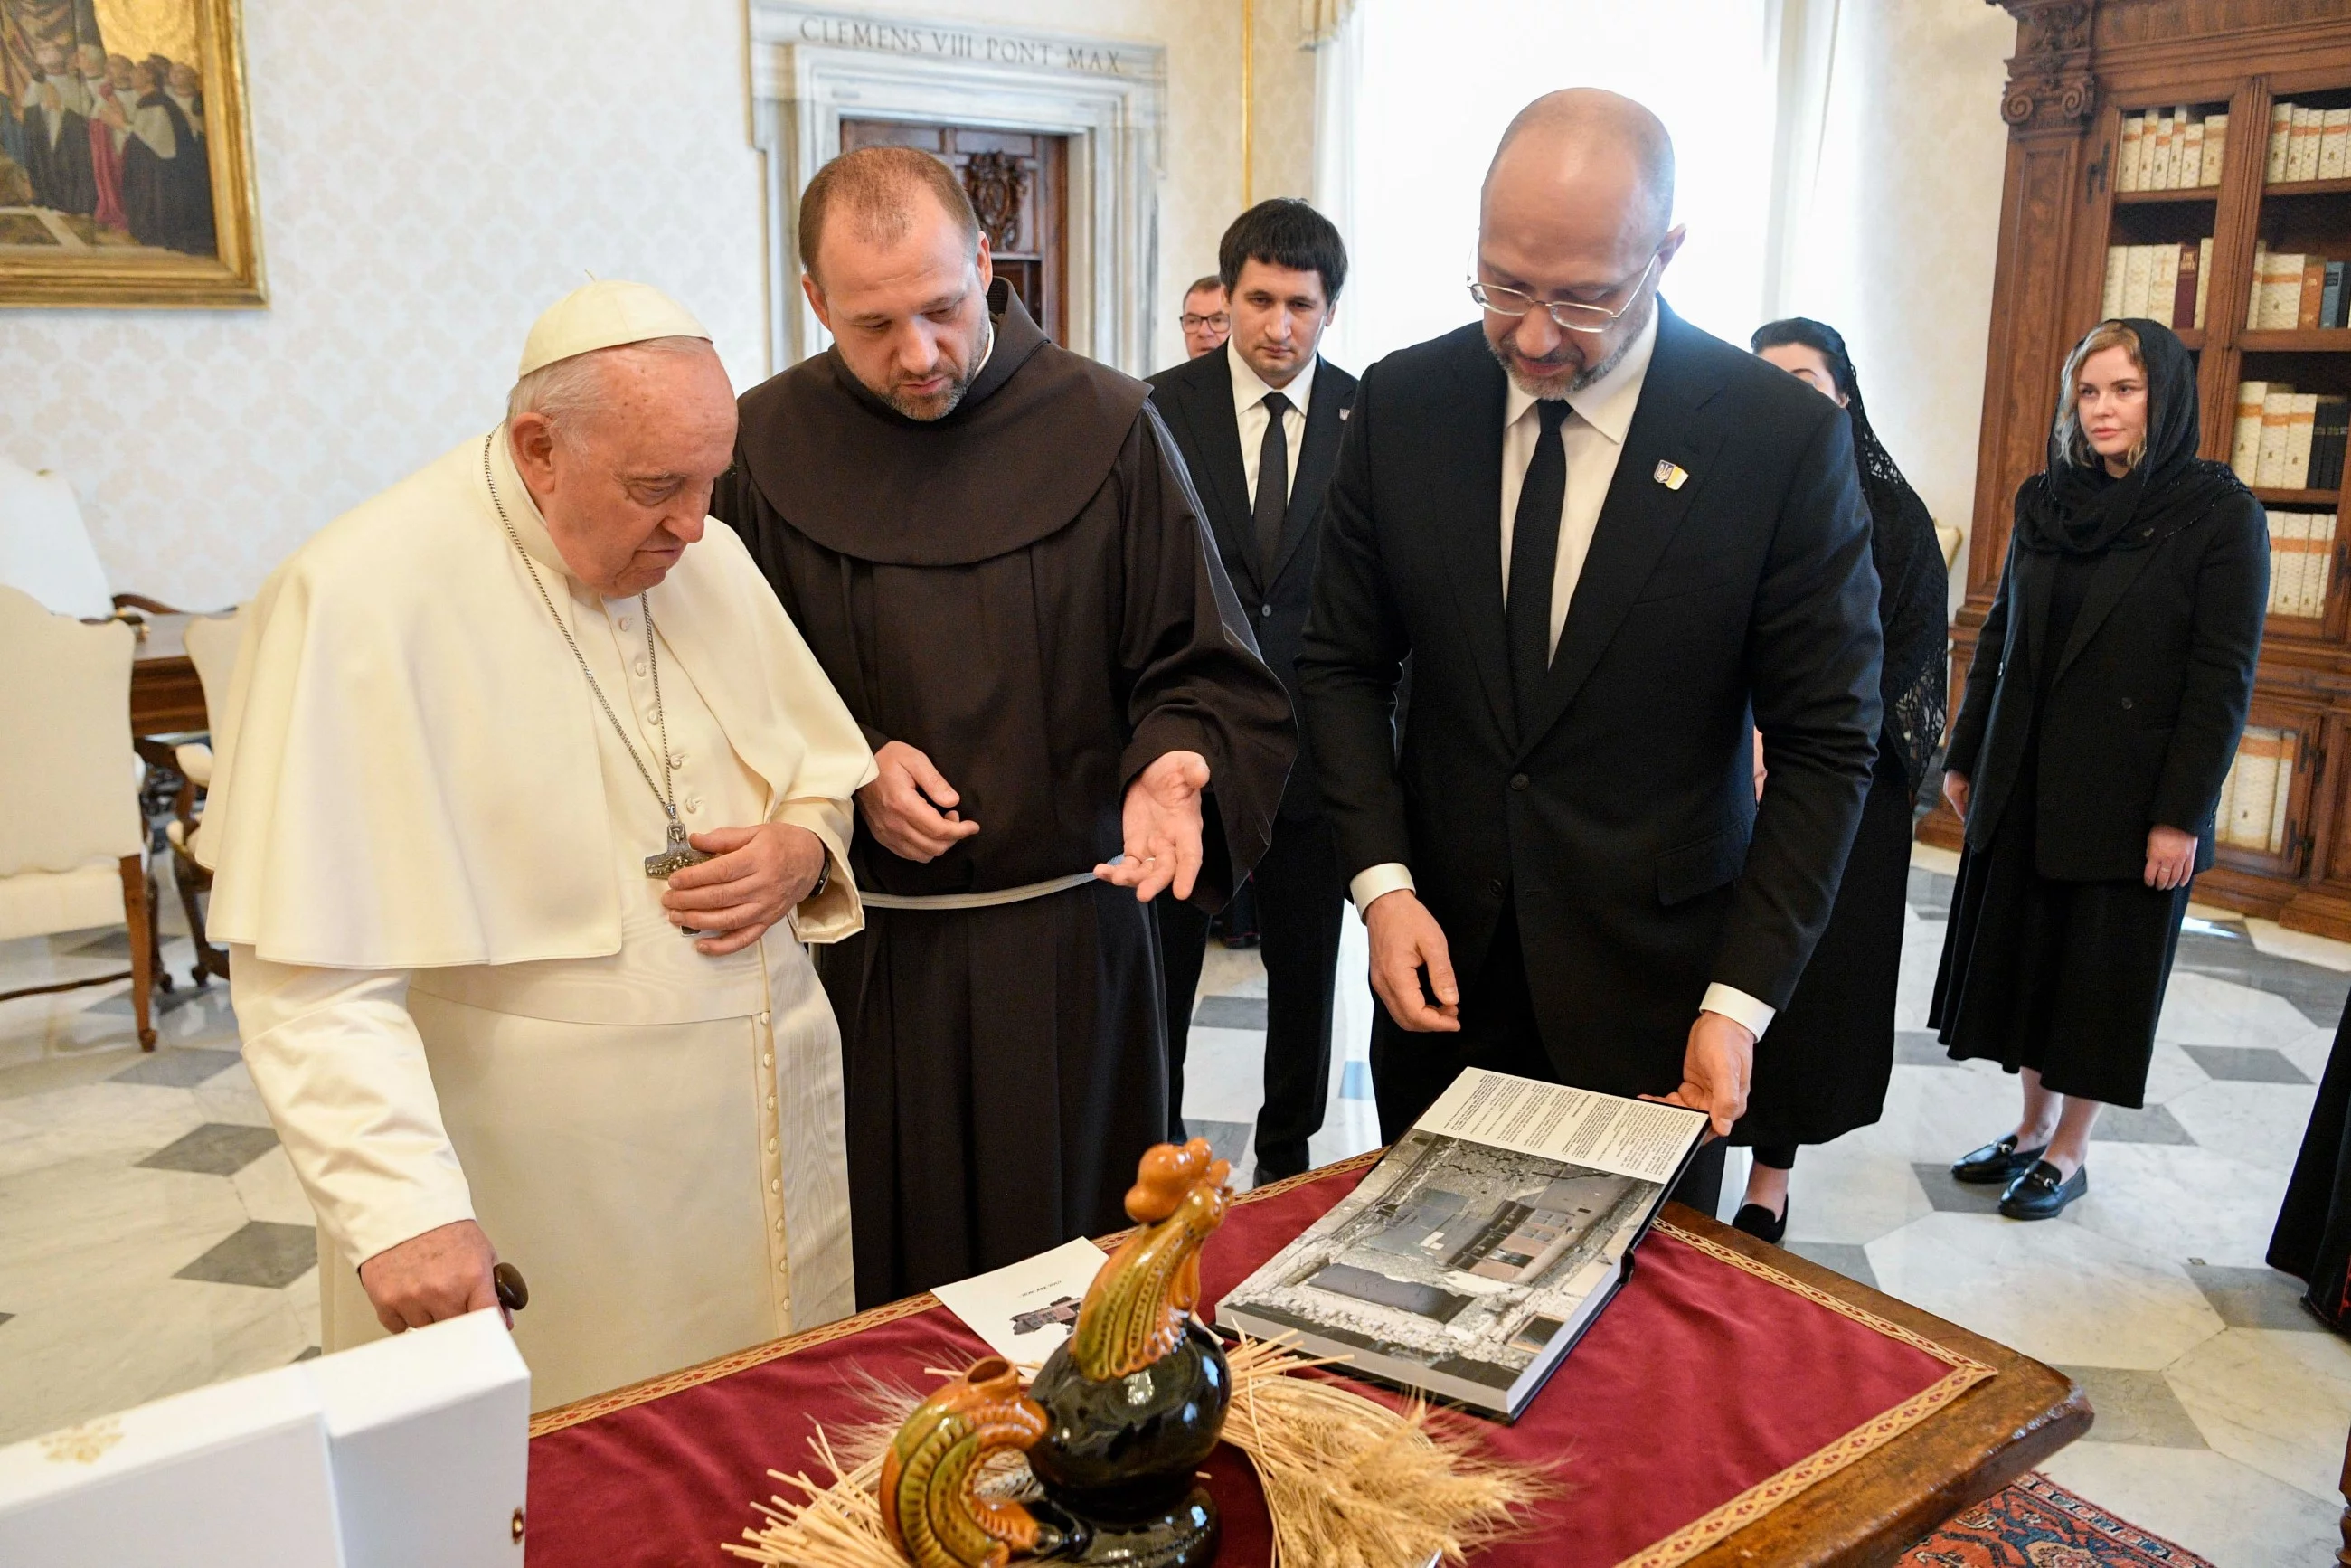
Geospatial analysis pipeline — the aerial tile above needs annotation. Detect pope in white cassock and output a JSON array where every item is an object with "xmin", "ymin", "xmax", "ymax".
[{"xmin": 197, "ymin": 281, "xmax": 877, "ymax": 1409}]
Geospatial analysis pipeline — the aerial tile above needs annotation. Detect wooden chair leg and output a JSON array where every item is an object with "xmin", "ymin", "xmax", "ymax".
[
  {"xmin": 171, "ymin": 847, "xmax": 228, "ymax": 987},
  {"xmin": 118, "ymin": 855, "xmax": 156, "ymax": 1051}
]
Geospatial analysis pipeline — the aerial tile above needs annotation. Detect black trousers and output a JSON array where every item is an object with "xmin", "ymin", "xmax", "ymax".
[
  {"xmin": 1156, "ymin": 814, "xmax": 1348, "ymax": 1178},
  {"xmin": 1369, "ymin": 902, "xmax": 1728, "ymax": 1217}
]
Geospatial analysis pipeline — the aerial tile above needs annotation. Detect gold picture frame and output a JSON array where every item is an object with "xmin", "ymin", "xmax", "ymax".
[{"xmin": 1, "ymin": 0, "xmax": 264, "ymax": 307}]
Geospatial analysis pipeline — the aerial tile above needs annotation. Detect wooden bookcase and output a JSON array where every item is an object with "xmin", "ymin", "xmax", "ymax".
[{"xmin": 1929, "ymin": 1, "xmax": 2351, "ymax": 940}]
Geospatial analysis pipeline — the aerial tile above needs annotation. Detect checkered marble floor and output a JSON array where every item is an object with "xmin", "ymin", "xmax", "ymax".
[{"xmin": 5, "ymin": 852, "xmax": 2346, "ymax": 1564}]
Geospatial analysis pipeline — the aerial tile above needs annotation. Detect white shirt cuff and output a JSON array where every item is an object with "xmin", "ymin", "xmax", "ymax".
[
  {"xmin": 1701, "ymin": 983, "xmax": 1775, "ymax": 1039},
  {"xmin": 1348, "ymin": 862, "xmax": 1417, "ymax": 912}
]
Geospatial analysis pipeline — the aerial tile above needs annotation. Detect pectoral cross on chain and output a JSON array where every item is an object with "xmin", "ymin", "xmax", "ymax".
[{"xmin": 644, "ymin": 817, "xmax": 712, "ymax": 879}]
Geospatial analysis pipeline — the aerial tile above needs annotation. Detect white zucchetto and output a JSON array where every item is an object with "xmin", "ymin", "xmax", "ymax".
[{"xmin": 517, "ymin": 279, "xmax": 711, "ymax": 378}]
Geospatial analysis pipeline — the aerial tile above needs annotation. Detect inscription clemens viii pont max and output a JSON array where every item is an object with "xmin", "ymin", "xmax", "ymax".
[{"xmin": 796, "ymin": 14, "xmax": 1132, "ymax": 75}]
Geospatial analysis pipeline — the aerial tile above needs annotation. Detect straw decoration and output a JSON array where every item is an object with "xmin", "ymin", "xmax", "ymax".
[{"xmin": 724, "ymin": 1335, "xmax": 1548, "ymax": 1568}]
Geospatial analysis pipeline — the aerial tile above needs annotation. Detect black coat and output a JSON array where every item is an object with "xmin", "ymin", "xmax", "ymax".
[
  {"xmin": 1297, "ymin": 302, "xmax": 1884, "ymax": 1095},
  {"xmin": 1945, "ymin": 487, "xmax": 2267, "ymax": 881},
  {"xmin": 1148, "ymin": 344, "xmax": 1357, "ymax": 820}
]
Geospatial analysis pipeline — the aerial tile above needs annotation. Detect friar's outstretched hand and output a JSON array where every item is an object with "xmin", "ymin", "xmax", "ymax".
[{"xmin": 1096, "ymin": 749, "xmax": 1210, "ymax": 902}]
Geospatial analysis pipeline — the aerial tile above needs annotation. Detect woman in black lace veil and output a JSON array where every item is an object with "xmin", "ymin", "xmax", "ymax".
[{"xmin": 1732, "ymin": 318, "xmax": 1950, "ymax": 1241}]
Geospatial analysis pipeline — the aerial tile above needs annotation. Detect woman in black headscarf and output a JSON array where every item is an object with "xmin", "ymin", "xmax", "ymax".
[
  {"xmin": 1934, "ymin": 318, "xmax": 2266, "ymax": 1220},
  {"xmin": 1732, "ymin": 318, "xmax": 1949, "ymax": 1242}
]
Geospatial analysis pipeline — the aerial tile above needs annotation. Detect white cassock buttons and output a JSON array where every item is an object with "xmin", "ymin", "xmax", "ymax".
[
  {"xmin": 762, "ymin": 1053, "xmax": 773, "ymax": 1069},
  {"xmin": 685, "ymin": 796, "xmax": 704, "ymax": 814},
  {"xmin": 767, "ymin": 1136, "xmax": 779, "ymax": 1153},
  {"xmin": 770, "ymin": 1177, "xmax": 780, "ymax": 1193},
  {"xmin": 617, "ymin": 614, "xmax": 633, "ymax": 632},
  {"xmin": 767, "ymin": 1093, "xmax": 777, "ymax": 1110},
  {"xmin": 672, "ymin": 752, "xmax": 689, "ymax": 768},
  {"xmin": 633, "ymin": 656, "xmax": 648, "ymax": 677}
]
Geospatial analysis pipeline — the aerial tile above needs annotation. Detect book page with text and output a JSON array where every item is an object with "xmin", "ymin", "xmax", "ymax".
[{"xmin": 1414, "ymin": 1069, "xmax": 1706, "ymax": 1185}]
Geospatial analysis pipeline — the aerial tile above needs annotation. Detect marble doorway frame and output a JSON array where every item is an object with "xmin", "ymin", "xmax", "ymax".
[{"xmin": 749, "ymin": 4, "xmax": 1168, "ymax": 377}]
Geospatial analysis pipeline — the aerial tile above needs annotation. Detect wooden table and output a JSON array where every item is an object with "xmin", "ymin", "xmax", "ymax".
[
  {"xmin": 524, "ymin": 1162, "xmax": 2091, "ymax": 1568},
  {"xmin": 127, "ymin": 611, "xmax": 205, "ymax": 736},
  {"xmin": 1662, "ymin": 1203, "xmax": 2088, "ymax": 1565}
]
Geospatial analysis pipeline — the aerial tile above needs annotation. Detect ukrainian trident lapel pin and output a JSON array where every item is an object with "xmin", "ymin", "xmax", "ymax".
[{"xmin": 1653, "ymin": 459, "xmax": 1690, "ymax": 491}]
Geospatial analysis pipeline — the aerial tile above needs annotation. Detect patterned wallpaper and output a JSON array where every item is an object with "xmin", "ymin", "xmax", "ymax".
[
  {"xmin": 1789, "ymin": 0, "xmax": 2016, "ymax": 599},
  {"xmin": 0, "ymin": 0, "xmax": 773, "ymax": 610}
]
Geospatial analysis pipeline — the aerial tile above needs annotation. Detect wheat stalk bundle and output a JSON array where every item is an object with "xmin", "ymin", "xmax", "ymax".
[
  {"xmin": 723, "ymin": 1337, "xmax": 1548, "ymax": 1568},
  {"xmin": 1218, "ymin": 1338, "xmax": 1547, "ymax": 1568}
]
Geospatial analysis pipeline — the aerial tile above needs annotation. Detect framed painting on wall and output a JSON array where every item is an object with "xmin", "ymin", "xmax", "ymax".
[{"xmin": 0, "ymin": 0, "xmax": 262, "ymax": 307}]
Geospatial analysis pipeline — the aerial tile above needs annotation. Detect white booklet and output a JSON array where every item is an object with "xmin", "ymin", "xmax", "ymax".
[
  {"xmin": 1214, "ymin": 1069, "xmax": 1708, "ymax": 1419},
  {"xmin": 932, "ymin": 1236, "xmax": 1110, "ymax": 1366}
]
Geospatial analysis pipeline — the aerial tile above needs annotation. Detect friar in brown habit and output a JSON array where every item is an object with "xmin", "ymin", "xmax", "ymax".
[{"xmin": 714, "ymin": 146, "xmax": 1295, "ymax": 1306}]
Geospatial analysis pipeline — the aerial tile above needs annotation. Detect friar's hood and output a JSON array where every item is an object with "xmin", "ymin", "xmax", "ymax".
[{"xmin": 733, "ymin": 279, "xmax": 1151, "ymax": 567}]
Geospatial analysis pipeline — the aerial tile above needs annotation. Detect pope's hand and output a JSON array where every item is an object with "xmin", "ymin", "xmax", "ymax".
[
  {"xmin": 1364, "ymin": 889, "xmax": 1460, "ymax": 1033},
  {"xmin": 1651, "ymin": 1012, "xmax": 1756, "ymax": 1138},
  {"xmin": 1096, "ymin": 750, "xmax": 1209, "ymax": 902},
  {"xmin": 856, "ymin": 741, "xmax": 982, "ymax": 862},
  {"xmin": 358, "ymin": 1219, "xmax": 499, "ymax": 1335},
  {"xmin": 664, "ymin": 821, "xmax": 827, "ymax": 955}
]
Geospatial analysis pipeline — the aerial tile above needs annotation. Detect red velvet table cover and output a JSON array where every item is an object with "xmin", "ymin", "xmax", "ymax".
[{"xmin": 526, "ymin": 1158, "xmax": 1991, "ymax": 1568}]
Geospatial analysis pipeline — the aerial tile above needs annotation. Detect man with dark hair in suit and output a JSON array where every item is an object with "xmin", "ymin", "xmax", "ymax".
[
  {"xmin": 1297, "ymin": 90, "xmax": 1883, "ymax": 1214},
  {"xmin": 1150, "ymin": 198, "xmax": 1357, "ymax": 1184}
]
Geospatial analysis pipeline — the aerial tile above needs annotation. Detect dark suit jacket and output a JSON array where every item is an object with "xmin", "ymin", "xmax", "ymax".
[
  {"xmin": 1149, "ymin": 344, "xmax": 1358, "ymax": 820},
  {"xmin": 1296, "ymin": 302, "xmax": 1884, "ymax": 1097},
  {"xmin": 1945, "ymin": 487, "xmax": 2267, "ymax": 880}
]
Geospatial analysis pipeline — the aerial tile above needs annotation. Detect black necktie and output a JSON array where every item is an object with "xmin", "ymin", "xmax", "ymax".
[
  {"xmin": 1507, "ymin": 400, "xmax": 1572, "ymax": 730},
  {"xmin": 1253, "ymin": 391, "xmax": 1292, "ymax": 586}
]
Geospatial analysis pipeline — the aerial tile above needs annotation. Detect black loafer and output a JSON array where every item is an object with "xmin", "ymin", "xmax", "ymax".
[
  {"xmin": 1999, "ymin": 1160, "xmax": 2087, "ymax": 1220},
  {"xmin": 1732, "ymin": 1200, "xmax": 1789, "ymax": 1244},
  {"xmin": 1952, "ymin": 1133, "xmax": 2049, "ymax": 1185}
]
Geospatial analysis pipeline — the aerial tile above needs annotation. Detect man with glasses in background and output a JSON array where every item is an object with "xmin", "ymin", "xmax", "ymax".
[
  {"xmin": 1296, "ymin": 89, "xmax": 1884, "ymax": 1215},
  {"xmin": 1179, "ymin": 275, "xmax": 1231, "ymax": 360}
]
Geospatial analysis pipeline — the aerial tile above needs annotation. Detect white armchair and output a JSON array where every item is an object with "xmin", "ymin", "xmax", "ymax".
[
  {"xmin": 0, "ymin": 585, "xmax": 158, "ymax": 1049},
  {"xmin": 163, "ymin": 609, "xmax": 240, "ymax": 986}
]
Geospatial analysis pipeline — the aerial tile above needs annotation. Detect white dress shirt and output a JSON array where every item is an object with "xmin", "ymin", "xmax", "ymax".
[
  {"xmin": 1346, "ymin": 309, "xmax": 1774, "ymax": 1040},
  {"xmin": 1231, "ymin": 346, "xmax": 1317, "ymax": 507}
]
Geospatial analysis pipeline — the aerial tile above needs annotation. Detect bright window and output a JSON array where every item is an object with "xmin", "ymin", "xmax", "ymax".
[{"xmin": 1325, "ymin": 0, "xmax": 1779, "ymax": 372}]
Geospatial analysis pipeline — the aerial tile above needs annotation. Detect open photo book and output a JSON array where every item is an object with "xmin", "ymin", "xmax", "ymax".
[{"xmin": 1214, "ymin": 1068, "xmax": 1710, "ymax": 1419}]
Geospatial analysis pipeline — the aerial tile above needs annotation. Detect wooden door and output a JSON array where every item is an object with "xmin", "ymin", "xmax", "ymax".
[{"xmin": 838, "ymin": 119, "xmax": 1070, "ymax": 345}]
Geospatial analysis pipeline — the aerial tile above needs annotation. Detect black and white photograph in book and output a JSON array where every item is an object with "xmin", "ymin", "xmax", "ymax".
[{"xmin": 1220, "ymin": 1132, "xmax": 1650, "ymax": 1392}]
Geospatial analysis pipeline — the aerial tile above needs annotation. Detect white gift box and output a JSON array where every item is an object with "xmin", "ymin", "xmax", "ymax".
[{"xmin": 0, "ymin": 1308, "xmax": 529, "ymax": 1566}]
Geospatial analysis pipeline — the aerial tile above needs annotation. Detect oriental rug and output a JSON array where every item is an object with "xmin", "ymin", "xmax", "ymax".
[{"xmin": 1898, "ymin": 1472, "xmax": 2217, "ymax": 1568}]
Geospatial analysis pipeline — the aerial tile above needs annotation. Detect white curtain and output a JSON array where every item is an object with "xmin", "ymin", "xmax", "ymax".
[
  {"xmin": 1761, "ymin": 0, "xmax": 1843, "ymax": 323},
  {"xmin": 1308, "ymin": 0, "xmax": 1818, "ymax": 370},
  {"xmin": 1300, "ymin": 0, "xmax": 1357, "ymax": 47},
  {"xmin": 1311, "ymin": 3, "xmax": 1366, "ymax": 372}
]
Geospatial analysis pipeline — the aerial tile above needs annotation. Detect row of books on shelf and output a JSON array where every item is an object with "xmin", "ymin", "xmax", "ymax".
[
  {"xmin": 2101, "ymin": 240, "xmax": 2211, "ymax": 329},
  {"xmin": 2218, "ymin": 727, "xmax": 2297, "ymax": 856},
  {"xmin": 2266, "ymin": 101, "xmax": 2351, "ymax": 186},
  {"xmin": 2245, "ymin": 242, "xmax": 2351, "ymax": 330},
  {"xmin": 2119, "ymin": 107, "xmax": 2226, "ymax": 192},
  {"xmin": 2230, "ymin": 383, "xmax": 2351, "ymax": 491},
  {"xmin": 2266, "ymin": 511, "xmax": 2337, "ymax": 620}
]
